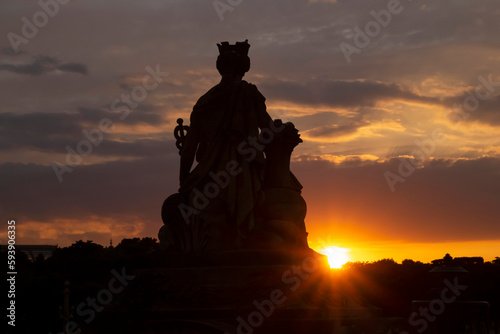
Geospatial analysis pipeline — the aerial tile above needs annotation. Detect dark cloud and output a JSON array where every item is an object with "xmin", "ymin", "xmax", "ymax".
[
  {"xmin": 0, "ymin": 55, "xmax": 58, "ymax": 75},
  {"xmin": 0, "ymin": 153, "xmax": 179, "ymax": 221},
  {"xmin": 262, "ymin": 76, "xmax": 500, "ymax": 129},
  {"xmin": 0, "ymin": 154, "xmax": 179, "ymax": 239},
  {"xmin": 285, "ymin": 108, "xmax": 388, "ymax": 141},
  {"xmin": 306, "ymin": 121, "xmax": 365, "ymax": 138},
  {"xmin": 1, "ymin": 47, "xmax": 25, "ymax": 56},
  {"xmin": 289, "ymin": 112, "xmax": 347, "ymax": 130},
  {"xmin": 57, "ymin": 63, "xmax": 88, "ymax": 75},
  {"xmin": 260, "ymin": 78, "xmax": 439, "ymax": 108},
  {"xmin": 0, "ymin": 106, "xmax": 169, "ymax": 156},
  {"xmin": 0, "ymin": 55, "xmax": 87, "ymax": 76},
  {"xmin": 445, "ymin": 89, "xmax": 500, "ymax": 126}
]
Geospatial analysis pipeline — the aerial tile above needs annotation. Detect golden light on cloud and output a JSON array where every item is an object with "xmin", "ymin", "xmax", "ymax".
[
  {"xmin": 301, "ymin": 119, "xmax": 407, "ymax": 144},
  {"xmin": 318, "ymin": 246, "xmax": 351, "ymax": 269},
  {"xmin": 294, "ymin": 154, "xmax": 381, "ymax": 164},
  {"xmin": 414, "ymin": 75, "xmax": 470, "ymax": 98}
]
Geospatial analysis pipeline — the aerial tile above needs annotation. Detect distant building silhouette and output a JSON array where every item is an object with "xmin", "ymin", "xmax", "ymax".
[
  {"xmin": 431, "ymin": 253, "xmax": 484, "ymax": 266},
  {"xmin": 454, "ymin": 256, "xmax": 484, "ymax": 266}
]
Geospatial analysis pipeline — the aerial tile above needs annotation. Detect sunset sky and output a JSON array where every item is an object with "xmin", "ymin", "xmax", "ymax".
[{"xmin": 1, "ymin": 0, "xmax": 499, "ymax": 263}]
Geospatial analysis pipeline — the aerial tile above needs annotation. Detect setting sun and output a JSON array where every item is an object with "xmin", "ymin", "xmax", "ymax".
[{"xmin": 318, "ymin": 246, "xmax": 351, "ymax": 269}]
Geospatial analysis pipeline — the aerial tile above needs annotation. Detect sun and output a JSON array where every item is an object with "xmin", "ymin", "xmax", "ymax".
[{"xmin": 318, "ymin": 246, "xmax": 351, "ymax": 269}]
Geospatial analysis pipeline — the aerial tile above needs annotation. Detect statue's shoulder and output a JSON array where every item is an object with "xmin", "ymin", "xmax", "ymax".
[
  {"xmin": 193, "ymin": 84, "xmax": 222, "ymax": 109},
  {"xmin": 241, "ymin": 80, "xmax": 266, "ymax": 102},
  {"xmin": 240, "ymin": 80, "xmax": 255, "ymax": 90}
]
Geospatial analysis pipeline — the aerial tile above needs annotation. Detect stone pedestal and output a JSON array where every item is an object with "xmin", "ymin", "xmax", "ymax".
[{"xmin": 86, "ymin": 249, "xmax": 374, "ymax": 333}]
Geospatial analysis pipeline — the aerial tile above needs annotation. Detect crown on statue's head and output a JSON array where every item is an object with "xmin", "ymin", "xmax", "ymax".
[{"xmin": 217, "ymin": 39, "xmax": 250, "ymax": 57}]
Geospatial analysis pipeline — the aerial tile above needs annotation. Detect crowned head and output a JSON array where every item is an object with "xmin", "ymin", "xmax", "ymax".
[{"xmin": 216, "ymin": 39, "xmax": 251, "ymax": 78}]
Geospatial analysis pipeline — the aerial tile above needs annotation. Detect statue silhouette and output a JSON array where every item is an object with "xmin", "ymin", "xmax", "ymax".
[{"xmin": 160, "ymin": 40, "xmax": 307, "ymax": 251}]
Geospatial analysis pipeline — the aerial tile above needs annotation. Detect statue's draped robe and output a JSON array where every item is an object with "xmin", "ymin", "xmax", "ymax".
[{"xmin": 179, "ymin": 80, "xmax": 272, "ymax": 238}]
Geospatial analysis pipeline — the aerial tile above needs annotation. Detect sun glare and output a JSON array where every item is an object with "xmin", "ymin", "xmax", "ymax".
[{"xmin": 318, "ymin": 246, "xmax": 350, "ymax": 269}]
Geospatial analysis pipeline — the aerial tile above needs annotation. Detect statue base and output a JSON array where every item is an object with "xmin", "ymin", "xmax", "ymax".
[{"xmin": 85, "ymin": 249, "xmax": 376, "ymax": 333}]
